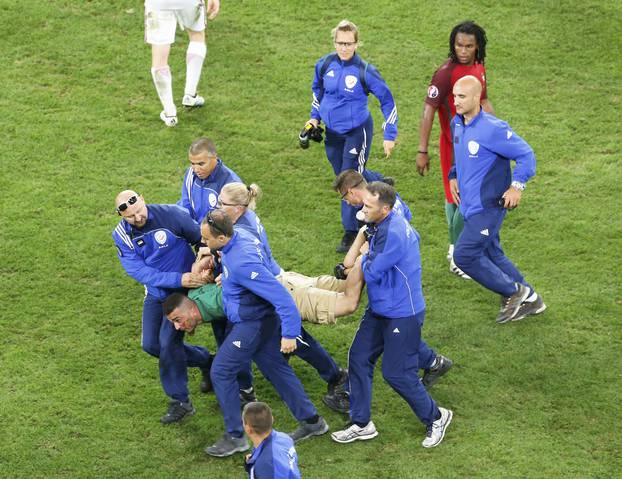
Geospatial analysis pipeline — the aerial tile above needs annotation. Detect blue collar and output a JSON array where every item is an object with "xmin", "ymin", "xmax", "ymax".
[
  {"xmin": 248, "ymin": 431, "xmax": 275, "ymax": 464},
  {"xmin": 459, "ymin": 108, "xmax": 484, "ymax": 128},
  {"xmin": 220, "ymin": 230, "xmax": 239, "ymax": 255}
]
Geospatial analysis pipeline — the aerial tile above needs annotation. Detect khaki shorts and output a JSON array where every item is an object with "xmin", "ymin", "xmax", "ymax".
[
  {"xmin": 277, "ymin": 272, "xmax": 346, "ymax": 325},
  {"xmin": 144, "ymin": 1, "xmax": 205, "ymax": 45}
]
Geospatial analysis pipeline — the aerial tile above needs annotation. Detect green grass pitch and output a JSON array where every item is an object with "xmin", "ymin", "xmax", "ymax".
[{"xmin": 1, "ymin": 1, "xmax": 621, "ymax": 477}]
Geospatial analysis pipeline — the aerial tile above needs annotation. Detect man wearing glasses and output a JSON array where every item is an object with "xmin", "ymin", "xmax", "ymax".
[
  {"xmin": 178, "ymin": 137, "xmax": 242, "ymax": 223},
  {"xmin": 304, "ymin": 19, "xmax": 399, "ymax": 253},
  {"xmin": 199, "ymin": 210, "xmax": 329, "ymax": 457},
  {"xmin": 112, "ymin": 190, "xmax": 213, "ymax": 424},
  {"xmin": 333, "ymin": 169, "xmax": 412, "ymax": 222}
]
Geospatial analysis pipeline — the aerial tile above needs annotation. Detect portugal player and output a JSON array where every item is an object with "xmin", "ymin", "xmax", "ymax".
[{"xmin": 415, "ymin": 21, "xmax": 494, "ymax": 278}]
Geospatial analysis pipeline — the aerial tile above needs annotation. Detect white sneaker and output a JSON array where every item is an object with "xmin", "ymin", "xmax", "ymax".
[
  {"xmin": 182, "ymin": 93, "xmax": 205, "ymax": 107},
  {"xmin": 331, "ymin": 421, "xmax": 378, "ymax": 444},
  {"xmin": 422, "ymin": 407, "xmax": 453, "ymax": 448},
  {"xmin": 449, "ymin": 258, "xmax": 471, "ymax": 280},
  {"xmin": 160, "ymin": 111, "xmax": 178, "ymax": 127}
]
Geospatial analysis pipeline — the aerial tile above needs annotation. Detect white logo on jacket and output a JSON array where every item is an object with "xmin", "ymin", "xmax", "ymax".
[
  {"xmin": 468, "ymin": 141, "xmax": 480, "ymax": 155},
  {"xmin": 209, "ymin": 193, "xmax": 218, "ymax": 207},
  {"xmin": 250, "ymin": 271, "xmax": 259, "ymax": 279},
  {"xmin": 327, "ymin": 70, "xmax": 335, "ymax": 77},
  {"xmin": 507, "ymin": 130, "xmax": 513, "ymax": 139},
  {"xmin": 154, "ymin": 230, "xmax": 167, "ymax": 245},
  {"xmin": 427, "ymin": 85, "xmax": 439, "ymax": 98},
  {"xmin": 345, "ymin": 75, "xmax": 358, "ymax": 89}
]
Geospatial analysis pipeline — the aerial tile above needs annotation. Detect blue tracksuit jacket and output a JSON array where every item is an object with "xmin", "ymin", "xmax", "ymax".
[
  {"xmin": 310, "ymin": 53, "xmax": 398, "ymax": 140},
  {"xmin": 448, "ymin": 110, "xmax": 536, "ymax": 219},
  {"xmin": 245, "ymin": 431, "xmax": 301, "ymax": 479},
  {"xmin": 112, "ymin": 204, "xmax": 201, "ymax": 300},
  {"xmin": 220, "ymin": 229, "xmax": 301, "ymax": 339},
  {"xmin": 362, "ymin": 211, "xmax": 425, "ymax": 317},
  {"xmin": 178, "ymin": 158, "xmax": 241, "ymax": 222},
  {"xmin": 235, "ymin": 209, "xmax": 283, "ymax": 276}
]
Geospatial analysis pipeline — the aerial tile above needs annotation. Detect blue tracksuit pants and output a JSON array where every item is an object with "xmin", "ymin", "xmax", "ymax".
[
  {"xmin": 348, "ymin": 309, "xmax": 439, "ymax": 426},
  {"xmin": 453, "ymin": 208, "xmax": 532, "ymax": 297},
  {"xmin": 211, "ymin": 314, "xmax": 318, "ymax": 436},
  {"xmin": 292, "ymin": 327, "xmax": 341, "ymax": 383},
  {"xmin": 141, "ymin": 294, "xmax": 213, "ymax": 402},
  {"xmin": 211, "ymin": 319, "xmax": 254, "ymax": 390},
  {"xmin": 325, "ymin": 114, "xmax": 373, "ymax": 233}
]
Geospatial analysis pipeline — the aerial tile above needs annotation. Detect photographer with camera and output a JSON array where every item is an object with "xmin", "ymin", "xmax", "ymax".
[{"xmin": 303, "ymin": 19, "xmax": 399, "ymax": 253}]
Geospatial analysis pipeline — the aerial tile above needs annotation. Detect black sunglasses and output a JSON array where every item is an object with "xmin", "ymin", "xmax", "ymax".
[
  {"xmin": 116, "ymin": 195, "xmax": 139, "ymax": 214},
  {"xmin": 206, "ymin": 212, "xmax": 226, "ymax": 236}
]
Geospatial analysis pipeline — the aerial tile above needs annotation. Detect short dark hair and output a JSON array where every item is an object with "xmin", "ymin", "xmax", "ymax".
[
  {"xmin": 242, "ymin": 402, "xmax": 273, "ymax": 435},
  {"xmin": 366, "ymin": 181, "xmax": 396, "ymax": 209},
  {"xmin": 189, "ymin": 137, "xmax": 217, "ymax": 156},
  {"xmin": 333, "ymin": 169, "xmax": 367, "ymax": 194},
  {"xmin": 449, "ymin": 21, "xmax": 487, "ymax": 64},
  {"xmin": 201, "ymin": 209, "xmax": 234, "ymax": 237},
  {"xmin": 162, "ymin": 293, "xmax": 189, "ymax": 316}
]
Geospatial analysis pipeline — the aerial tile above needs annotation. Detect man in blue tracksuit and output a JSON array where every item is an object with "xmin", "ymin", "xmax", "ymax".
[
  {"xmin": 178, "ymin": 137, "xmax": 242, "ymax": 223},
  {"xmin": 201, "ymin": 210, "xmax": 329, "ymax": 458},
  {"xmin": 332, "ymin": 169, "xmax": 454, "ymax": 387},
  {"xmin": 243, "ymin": 402, "xmax": 301, "ymax": 479},
  {"xmin": 448, "ymin": 76, "xmax": 546, "ymax": 323},
  {"xmin": 112, "ymin": 190, "xmax": 213, "ymax": 424},
  {"xmin": 232, "ymin": 204, "xmax": 347, "ymax": 393},
  {"xmin": 306, "ymin": 19, "xmax": 398, "ymax": 253},
  {"xmin": 333, "ymin": 169, "xmax": 413, "ymax": 222},
  {"xmin": 331, "ymin": 182, "xmax": 453, "ymax": 448}
]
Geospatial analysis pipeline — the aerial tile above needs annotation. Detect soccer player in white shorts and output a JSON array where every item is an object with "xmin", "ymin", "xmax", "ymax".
[{"xmin": 144, "ymin": 0, "xmax": 220, "ymax": 126}]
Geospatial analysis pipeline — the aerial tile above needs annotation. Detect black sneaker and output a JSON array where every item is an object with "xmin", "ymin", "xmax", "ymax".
[
  {"xmin": 199, "ymin": 360, "xmax": 213, "ymax": 394},
  {"xmin": 336, "ymin": 231, "xmax": 357, "ymax": 253},
  {"xmin": 288, "ymin": 416, "xmax": 329, "ymax": 443},
  {"xmin": 160, "ymin": 400, "xmax": 195, "ymax": 424},
  {"xmin": 239, "ymin": 387, "xmax": 257, "ymax": 407},
  {"xmin": 327, "ymin": 368, "xmax": 349, "ymax": 396},
  {"xmin": 204, "ymin": 433, "xmax": 249, "ymax": 457},
  {"xmin": 496, "ymin": 283, "xmax": 530, "ymax": 324},
  {"xmin": 422, "ymin": 355, "xmax": 453, "ymax": 388},
  {"xmin": 513, "ymin": 294, "xmax": 547, "ymax": 321},
  {"xmin": 323, "ymin": 390, "xmax": 350, "ymax": 414}
]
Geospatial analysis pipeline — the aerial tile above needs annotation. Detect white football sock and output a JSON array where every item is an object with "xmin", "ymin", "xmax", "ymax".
[
  {"xmin": 184, "ymin": 41, "xmax": 206, "ymax": 96},
  {"xmin": 151, "ymin": 66, "xmax": 176, "ymax": 116}
]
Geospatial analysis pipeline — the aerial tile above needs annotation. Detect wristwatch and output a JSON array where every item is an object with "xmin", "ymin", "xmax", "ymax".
[{"xmin": 511, "ymin": 181, "xmax": 526, "ymax": 191}]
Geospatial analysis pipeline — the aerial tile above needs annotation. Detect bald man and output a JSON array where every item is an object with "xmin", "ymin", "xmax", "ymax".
[
  {"xmin": 448, "ymin": 76, "xmax": 546, "ymax": 324},
  {"xmin": 112, "ymin": 190, "xmax": 214, "ymax": 424}
]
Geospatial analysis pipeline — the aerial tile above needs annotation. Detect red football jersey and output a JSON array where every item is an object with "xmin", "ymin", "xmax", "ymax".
[
  {"xmin": 425, "ymin": 60, "xmax": 488, "ymax": 203},
  {"xmin": 425, "ymin": 60, "xmax": 488, "ymax": 142}
]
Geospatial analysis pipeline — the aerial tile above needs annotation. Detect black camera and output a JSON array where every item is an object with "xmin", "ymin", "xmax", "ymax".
[
  {"xmin": 299, "ymin": 123, "xmax": 324, "ymax": 149},
  {"xmin": 334, "ymin": 262, "xmax": 347, "ymax": 280}
]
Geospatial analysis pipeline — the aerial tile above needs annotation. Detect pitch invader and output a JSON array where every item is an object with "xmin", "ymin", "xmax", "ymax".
[{"xmin": 144, "ymin": 0, "xmax": 220, "ymax": 126}]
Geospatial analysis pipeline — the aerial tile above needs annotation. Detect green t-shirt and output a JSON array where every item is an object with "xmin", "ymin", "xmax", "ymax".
[{"xmin": 188, "ymin": 284, "xmax": 225, "ymax": 323}]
